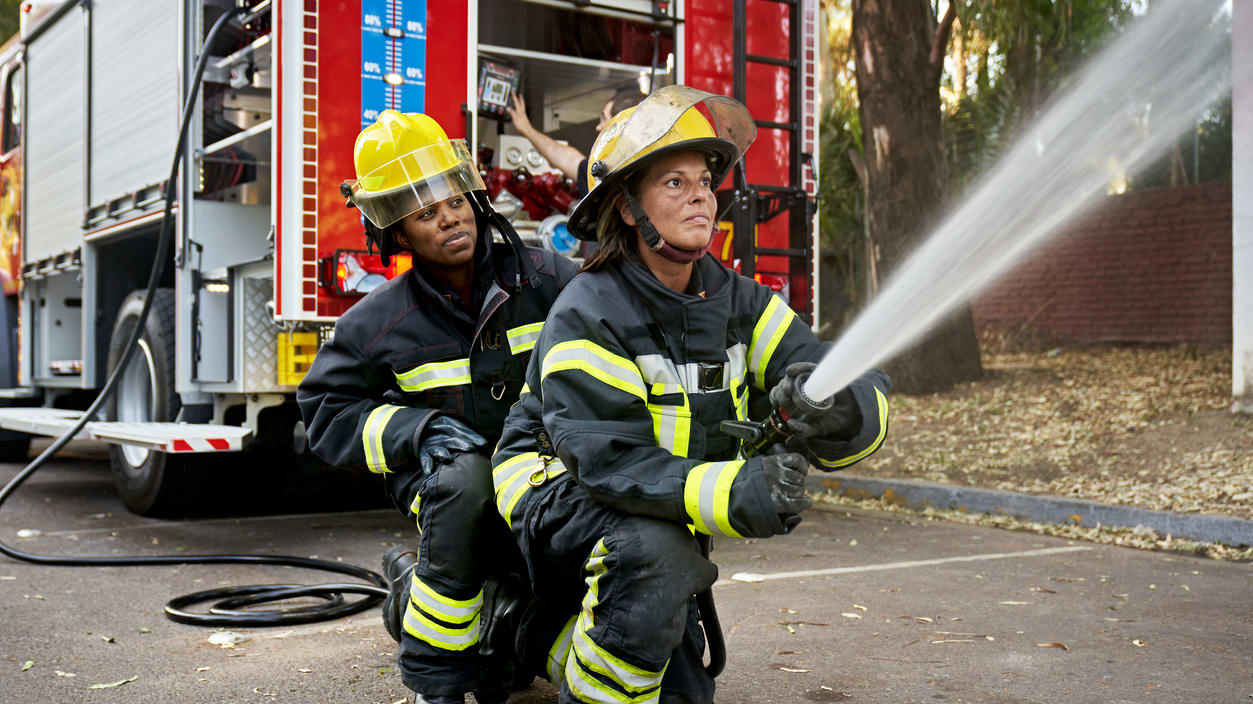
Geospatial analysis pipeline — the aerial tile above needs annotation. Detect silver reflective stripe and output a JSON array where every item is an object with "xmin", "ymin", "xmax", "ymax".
[
  {"xmin": 542, "ymin": 341, "xmax": 647, "ymax": 400},
  {"xmin": 653, "ymin": 403, "xmax": 682, "ymax": 455},
  {"xmin": 403, "ymin": 603, "xmax": 481, "ymax": 651},
  {"xmin": 726, "ymin": 343, "xmax": 747, "ymax": 390},
  {"xmin": 684, "ymin": 461, "xmax": 746, "ymax": 538},
  {"xmin": 564, "ymin": 539, "xmax": 665, "ymax": 701},
  {"xmin": 636, "ymin": 343, "xmax": 747, "ymax": 395},
  {"xmin": 493, "ymin": 453, "xmax": 567, "ymax": 528},
  {"xmin": 635, "ymin": 354, "xmax": 681, "ymax": 386},
  {"xmin": 748, "ymin": 294, "xmax": 795, "ymax": 389},
  {"xmin": 573, "ymin": 625, "xmax": 666, "ymax": 693},
  {"xmin": 506, "ymin": 321, "xmax": 545, "ymax": 354},
  {"xmin": 362, "ymin": 404, "xmax": 403, "ymax": 473},
  {"xmin": 547, "ymin": 614, "xmax": 577, "ymax": 688},
  {"xmin": 394, "ymin": 358, "xmax": 472, "ymax": 392},
  {"xmin": 409, "ymin": 577, "xmax": 482, "ymax": 624}
]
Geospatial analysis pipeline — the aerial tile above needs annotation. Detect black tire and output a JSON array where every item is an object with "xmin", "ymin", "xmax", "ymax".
[{"xmin": 106, "ymin": 289, "xmax": 187, "ymax": 516}]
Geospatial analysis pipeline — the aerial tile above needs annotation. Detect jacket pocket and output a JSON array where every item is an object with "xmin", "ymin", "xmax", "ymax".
[{"xmin": 646, "ymin": 383, "xmax": 693, "ymax": 458}]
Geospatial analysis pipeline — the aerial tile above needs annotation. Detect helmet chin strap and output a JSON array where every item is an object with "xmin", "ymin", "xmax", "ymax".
[{"xmin": 621, "ymin": 187, "xmax": 712, "ymax": 264}]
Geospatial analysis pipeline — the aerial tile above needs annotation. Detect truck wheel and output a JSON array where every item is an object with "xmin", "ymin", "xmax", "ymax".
[{"xmin": 106, "ymin": 289, "xmax": 186, "ymax": 516}]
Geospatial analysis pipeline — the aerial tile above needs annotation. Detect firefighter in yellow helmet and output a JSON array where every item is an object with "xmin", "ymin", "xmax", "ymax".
[
  {"xmin": 489, "ymin": 86, "xmax": 892, "ymax": 702},
  {"xmin": 298, "ymin": 110, "xmax": 578, "ymax": 704}
]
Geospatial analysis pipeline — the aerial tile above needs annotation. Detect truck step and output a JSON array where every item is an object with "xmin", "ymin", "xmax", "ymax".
[{"xmin": 0, "ymin": 408, "xmax": 252, "ymax": 453}]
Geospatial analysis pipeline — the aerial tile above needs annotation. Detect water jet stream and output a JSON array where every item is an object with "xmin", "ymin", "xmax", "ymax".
[{"xmin": 803, "ymin": 0, "xmax": 1239, "ymax": 401}]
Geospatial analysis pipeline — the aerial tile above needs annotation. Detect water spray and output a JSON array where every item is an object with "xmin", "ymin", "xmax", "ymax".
[{"xmin": 803, "ymin": 0, "xmax": 1239, "ymax": 403}]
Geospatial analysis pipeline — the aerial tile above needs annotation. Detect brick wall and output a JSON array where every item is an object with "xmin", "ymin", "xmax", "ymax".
[{"xmin": 972, "ymin": 182, "xmax": 1233, "ymax": 345}]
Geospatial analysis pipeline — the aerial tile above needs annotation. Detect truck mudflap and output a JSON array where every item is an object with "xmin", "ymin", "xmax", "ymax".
[{"xmin": 0, "ymin": 407, "xmax": 252, "ymax": 453}]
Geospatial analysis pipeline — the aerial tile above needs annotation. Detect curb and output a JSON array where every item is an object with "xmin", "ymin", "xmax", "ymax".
[{"xmin": 806, "ymin": 473, "xmax": 1253, "ymax": 547}]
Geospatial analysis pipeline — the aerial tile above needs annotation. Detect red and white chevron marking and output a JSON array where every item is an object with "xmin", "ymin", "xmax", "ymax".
[{"xmin": 169, "ymin": 438, "xmax": 238, "ymax": 453}]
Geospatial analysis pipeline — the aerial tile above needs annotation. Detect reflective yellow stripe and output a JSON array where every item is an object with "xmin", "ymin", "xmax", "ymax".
[
  {"xmin": 493, "ymin": 452, "xmax": 568, "ymax": 528},
  {"xmin": 408, "ymin": 492, "xmax": 422, "ymax": 532},
  {"xmin": 683, "ymin": 461, "xmax": 746, "ymax": 538},
  {"xmin": 748, "ymin": 295, "xmax": 797, "ymax": 390},
  {"xmin": 409, "ymin": 577, "xmax": 483, "ymax": 624},
  {"xmin": 394, "ymin": 358, "xmax": 472, "ymax": 392},
  {"xmin": 361, "ymin": 404, "xmax": 403, "ymax": 473},
  {"xmin": 728, "ymin": 343, "xmax": 748, "ymax": 420},
  {"xmin": 547, "ymin": 614, "xmax": 577, "ymax": 687},
  {"xmin": 814, "ymin": 387, "xmax": 890, "ymax": 469},
  {"xmin": 573, "ymin": 627, "xmax": 665, "ymax": 693},
  {"xmin": 566, "ymin": 540, "xmax": 664, "ymax": 703},
  {"xmin": 403, "ymin": 601, "xmax": 481, "ymax": 651},
  {"xmin": 647, "ymin": 383, "xmax": 691, "ymax": 458},
  {"xmin": 542, "ymin": 340, "xmax": 646, "ymax": 400},
  {"xmin": 506, "ymin": 321, "xmax": 545, "ymax": 354}
]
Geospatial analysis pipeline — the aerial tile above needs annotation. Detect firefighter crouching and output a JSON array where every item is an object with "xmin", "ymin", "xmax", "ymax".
[
  {"xmin": 296, "ymin": 110, "xmax": 577, "ymax": 704},
  {"xmin": 489, "ymin": 86, "xmax": 892, "ymax": 704}
]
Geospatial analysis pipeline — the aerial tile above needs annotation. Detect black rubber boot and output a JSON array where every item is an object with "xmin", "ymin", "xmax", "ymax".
[
  {"xmin": 413, "ymin": 694, "xmax": 463, "ymax": 704},
  {"xmin": 474, "ymin": 574, "xmax": 532, "ymax": 704},
  {"xmin": 382, "ymin": 545, "xmax": 417, "ymax": 643}
]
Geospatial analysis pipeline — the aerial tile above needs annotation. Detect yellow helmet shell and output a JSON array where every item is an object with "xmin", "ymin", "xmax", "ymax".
[
  {"xmin": 347, "ymin": 110, "xmax": 486, "ymax": 228},
  {"xmin": 568, "ymin": 85, "xmax": 756, "ymax": 240}
]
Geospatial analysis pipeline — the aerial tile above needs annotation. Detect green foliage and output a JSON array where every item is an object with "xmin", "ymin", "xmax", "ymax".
[
  {"xmin": 0, "ymin": 0, "xmax": 18, "ymax": 46},
  {"xmin": 816, "ymin": 81, "xmax": 866, "ymax": 328},
  {"xmin": 943, "ymin": 77, "xmax": 1022, "ymax": 198}
]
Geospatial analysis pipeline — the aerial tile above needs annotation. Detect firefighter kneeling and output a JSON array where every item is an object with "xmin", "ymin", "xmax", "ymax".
[
  {"xmin": 490, "ymin": 86, "xmax": 892, "ymax": 703},
  {"xmin": 297, "ymin": 110, "xmax": 577, "ymax": 703}
]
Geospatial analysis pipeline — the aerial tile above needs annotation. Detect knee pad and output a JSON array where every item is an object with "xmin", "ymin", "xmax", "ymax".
[{"xmin": 616, "ymin": 518, "xmax": 718, "ymax": 595}]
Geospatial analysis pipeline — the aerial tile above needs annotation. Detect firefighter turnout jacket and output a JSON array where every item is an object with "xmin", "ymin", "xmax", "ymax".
[
  {"xmin": 489, "ymin": 253, "xmax": 889, "ymax": 703},
  {"xmin": 493, "ymin": 251, "xmax": 890, "ymax": 542},
  {"xmin": 298, "ymin": 235, "xmax": 577, "ymax": 476}
]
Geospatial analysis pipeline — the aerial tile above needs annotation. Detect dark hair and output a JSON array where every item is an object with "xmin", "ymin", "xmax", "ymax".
[
  {"xmin": 608, "ymin": 88, "xmax": 646, "ymax": 117},
  {"xmin": 580, "ymin": 208, "xmax": 637, "ymax": 272}
]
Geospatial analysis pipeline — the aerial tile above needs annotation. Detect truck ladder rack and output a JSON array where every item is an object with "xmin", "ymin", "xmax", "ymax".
[{"xmin": 0, "ymin": 408, "xmax": 252, "ymax": 453}]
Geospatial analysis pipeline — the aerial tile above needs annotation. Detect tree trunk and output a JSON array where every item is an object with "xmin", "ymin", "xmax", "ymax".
[{"xmin": 851, "ymin": 0, "xmax": 982, "ymax": 395}]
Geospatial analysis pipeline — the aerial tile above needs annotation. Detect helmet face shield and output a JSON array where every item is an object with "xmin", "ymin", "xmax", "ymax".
[{"xmin": 348, "ymin": 139, "xmax": 486, "ymax": 228}]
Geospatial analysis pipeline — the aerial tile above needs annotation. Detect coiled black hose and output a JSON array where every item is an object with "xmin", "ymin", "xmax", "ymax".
[{"xmin": 0, "ymin": 5, "xmax": 387, "ymax": 627}]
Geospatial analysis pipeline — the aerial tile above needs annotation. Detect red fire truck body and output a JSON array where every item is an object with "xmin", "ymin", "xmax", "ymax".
[{"xmin": 0, "ymin": 0, "xmax": 819, "ymax": 514}]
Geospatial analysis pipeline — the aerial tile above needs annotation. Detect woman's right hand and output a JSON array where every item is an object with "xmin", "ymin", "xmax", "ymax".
[{"xmin": 761, "ymin": 452, "xmax": 812, "ymax": 516}]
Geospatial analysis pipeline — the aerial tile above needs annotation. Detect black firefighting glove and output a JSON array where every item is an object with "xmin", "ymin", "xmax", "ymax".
[
  {"xmin": 416, "ymin": 415, "xmax": 486, "ymax": 475},
  {"xmin": 769, "ymin": 362, "xmax": 861, "ymax": 441},
  {"xmin": 761, "ymin": 452, "xmax": 812, "ymax": 517}
]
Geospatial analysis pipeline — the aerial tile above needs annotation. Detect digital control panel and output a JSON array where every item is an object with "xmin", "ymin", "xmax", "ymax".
[{"xmin": 477, "ymin": 60, "xmax": 520, "ymax": 120}]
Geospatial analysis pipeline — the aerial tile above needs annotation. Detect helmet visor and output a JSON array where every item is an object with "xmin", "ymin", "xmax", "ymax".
[
  {"xmin": 593, "ymin": 85, "xmax": 756, "ymax": 176},
  {"xmin": 348, "ymin": 139, "xmax": 486, "ymax": 228}
]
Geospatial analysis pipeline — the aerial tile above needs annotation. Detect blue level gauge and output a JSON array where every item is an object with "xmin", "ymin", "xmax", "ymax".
[{"xmin": 361, "ymin": 0, "xmax": 427, "ymax": 128}]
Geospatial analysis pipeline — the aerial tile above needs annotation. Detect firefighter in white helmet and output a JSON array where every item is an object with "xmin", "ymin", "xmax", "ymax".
[
  {"xmin": 489, "ymin": 85, "xmax": 892, "ymax": 703},
  {"xmin": 297, "ymin": 110, "xmax": 578, "ymax": 704}
]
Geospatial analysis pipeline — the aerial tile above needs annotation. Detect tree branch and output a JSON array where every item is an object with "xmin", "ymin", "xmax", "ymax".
[{"xmin": 930, "ymin": 1, "xmax": 958, "ymax": 67}]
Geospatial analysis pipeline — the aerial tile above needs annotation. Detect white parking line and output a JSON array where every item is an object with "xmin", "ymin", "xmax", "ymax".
[{"xmin": 718, "ymin": 545, "xmax": 1093, "ymax": 585}]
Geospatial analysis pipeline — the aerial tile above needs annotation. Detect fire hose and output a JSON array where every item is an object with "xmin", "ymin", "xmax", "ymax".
[
  {"xmin": 0, "ymin": 5, "xmax": 389, "ymax": 628},
  {"xmin": 0, "ymin": 8, "xmax": 736, "ymax": 681}
]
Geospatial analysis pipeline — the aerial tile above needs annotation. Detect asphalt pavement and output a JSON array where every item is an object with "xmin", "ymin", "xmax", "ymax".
[{"xmin": 1, "ymin": 445, "xmax": 1250, "ymax": 704}]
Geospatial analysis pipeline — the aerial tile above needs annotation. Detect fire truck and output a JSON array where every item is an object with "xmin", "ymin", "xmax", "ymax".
[{"xmin": 0, "ymin": 0, "xmax": 820, "ymax": 514}]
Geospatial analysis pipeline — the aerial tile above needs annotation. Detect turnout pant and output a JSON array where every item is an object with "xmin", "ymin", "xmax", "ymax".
[
  {"xmin": 386, "ymin": 451, "xmax": 522, "ymax": 698},
  {"xmin": 494, "ymin": 455, "xmax": 718, "ymax": 704}
]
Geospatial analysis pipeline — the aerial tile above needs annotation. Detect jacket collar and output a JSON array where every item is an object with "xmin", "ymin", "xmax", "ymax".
[{"xmin": 613, "ymin": 253, "xmax": 733, "ymax": 359}]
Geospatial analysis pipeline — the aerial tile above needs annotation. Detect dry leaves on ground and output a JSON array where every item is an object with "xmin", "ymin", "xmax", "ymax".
[{"xmin": 861, "ymin": 345, "xmax": 1252, "ymax": 521}]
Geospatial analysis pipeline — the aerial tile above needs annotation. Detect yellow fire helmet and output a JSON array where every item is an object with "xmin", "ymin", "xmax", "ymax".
[
  {"xmin": 567, "ymin": 85, "xmax": 756, "ymax": 240},
  {"xmin": 345, "ymin": 110, "xmax": 486, "ymax": 229}
]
